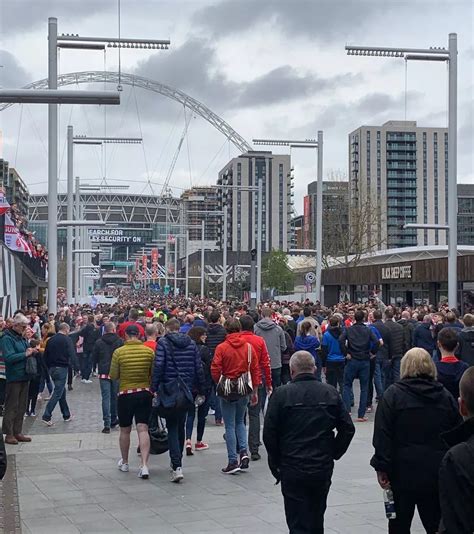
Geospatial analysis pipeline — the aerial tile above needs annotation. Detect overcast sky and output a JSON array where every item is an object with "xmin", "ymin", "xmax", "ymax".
[{"xmin": 0, "ymin": 0, "xmax": 472, "ymax": 214}]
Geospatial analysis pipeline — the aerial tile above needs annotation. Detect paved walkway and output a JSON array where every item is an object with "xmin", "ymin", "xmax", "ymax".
[{"xmin": 2, "ymin": 378, "xmax": 426, "ymax": 534}]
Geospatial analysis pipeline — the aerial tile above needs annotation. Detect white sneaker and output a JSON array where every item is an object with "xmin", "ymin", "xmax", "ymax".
[
  {"xmin": 208, "ymin": 408, "xmax": 215, "ymax": 415},
  {"xmin": 170, "ymin": 467, "xmax": 183, "ymax": 483},
  {"xmin": 81, "ymin": 379, "xmax": 93, "ymax": 384},
  {"xmin": 138, "ymin": 465, "xmax": 149, "ymax": 479},
  {"xmin": 117, "ymin": 459, "xmax": 129, "ymax": 472}
]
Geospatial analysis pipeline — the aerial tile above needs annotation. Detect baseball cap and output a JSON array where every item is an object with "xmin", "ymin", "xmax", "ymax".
[{"xmin": 125, "ymin": 324, "xmax": 140, "ymax": 336}]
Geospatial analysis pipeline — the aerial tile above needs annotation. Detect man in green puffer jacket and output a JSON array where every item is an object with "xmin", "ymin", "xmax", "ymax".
[{"xmin": 0, "ymin": 313, "xmax": 34, "ymax": 444}]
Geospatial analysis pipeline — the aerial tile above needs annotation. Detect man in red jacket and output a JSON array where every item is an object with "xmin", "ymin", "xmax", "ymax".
[{"xmin": 239, "ymin": 314, "xmax": 272, "ymax": 461}]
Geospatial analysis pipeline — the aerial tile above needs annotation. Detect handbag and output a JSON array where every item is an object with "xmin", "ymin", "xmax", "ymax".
[
  {"xmin": 148, "ymin": 408, "xmax": 169, "ymax": 455},
  {"xmin": 25, "ymin": 356, "xmax": 38, "ymax": 379},
  {"xmin": 156, "ymin": 340, "xmax": 194, "ymax": 417},
  {"xmin": 216, "ymin": 343, "xmax": 253, "ymax": 401}
]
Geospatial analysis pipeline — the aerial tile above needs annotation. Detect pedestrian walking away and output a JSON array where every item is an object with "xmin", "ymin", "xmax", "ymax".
[{"xmin": 263, "ymin": 351, "xmax": 355, "ymax": 534}]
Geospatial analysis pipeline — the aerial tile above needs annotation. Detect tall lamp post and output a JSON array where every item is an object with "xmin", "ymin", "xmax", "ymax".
[
  {"xmin": 66, "ymin": 128, "xmax": 141, "ymax": 302},
  {"xmin": 345, "ymin": 34, "xmax": 457, "ymax": 307},
  {"xmin": 253, "ymin": 135, "xmax": 323, "ymax": 303}
]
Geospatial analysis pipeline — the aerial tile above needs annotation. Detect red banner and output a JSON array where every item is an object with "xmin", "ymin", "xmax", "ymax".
[
  {"xmin": 151, "ymin": 248, "xmax": 159, "ymax": 280},
  {"xmin": 303, "ymin": 195, "xmax": 310, "ymax": 249},
  {"xmin": 135, "ymin": 258, "xmax": 140, "ymax": 279},
  {"xmin": 142, "ymin": 255, "xmax": 148, "ymax": 279}
]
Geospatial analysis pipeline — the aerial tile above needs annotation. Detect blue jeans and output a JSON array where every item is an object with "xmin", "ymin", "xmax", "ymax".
[
  {"xmin": 165, "ymin": 410, "xmax": 187, "ymax": 470},
  {"xmin": 220, "ymin": 396, "xmax": 249, "ymax": 464},
  {"xmin": 374, "ymin": 360, "xmax": 390, "ymax": 397},
  {"xmin": 80, "ymin": 352, "xmax": 92, "ymax": 380},
  {"xmin": 43, "ymin": 366, "xmax": 71, "ymax": 422},
  {"xmin": 391, "ymin": 358, "xmax": 401, "ymax": 384},
  {"xmin": 343, "ymin": 359, "xmax": 370, "ymax": 418},
  {"xmin": 185, "ymin": 396, "xmax": 210, "ymax": 442},
  {"xmin": 209, "ymin": 384, "xmax": 222, "ymax": 421},
  {"xmin": 99, "ymin": 379, "xmax": 119, "ymax": 427},
  {"xmin": 39, "ymin": 374, "xmax": 53, "ymax": 395}
]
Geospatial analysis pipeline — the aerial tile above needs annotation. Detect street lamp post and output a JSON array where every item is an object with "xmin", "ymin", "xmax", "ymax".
[
  {"xmin": 66, "ymin": 129, "xmax": 140, "ymax": 302},
  {"xmin": 253, "ymin": 136, "xmax": 323, "ymax": 302},
  {"xmin": 346, "ymin": 34, "xmax": 457, "ymax": 307}
]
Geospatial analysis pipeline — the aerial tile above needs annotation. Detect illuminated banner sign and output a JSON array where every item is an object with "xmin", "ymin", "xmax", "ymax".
[
  {"xmin": 88, "ymin": 229, "xmax": 144, "ymax": 244},
  {"xmin": 381, "ymin": 265, "xmax": 412, "ymax": 280}
]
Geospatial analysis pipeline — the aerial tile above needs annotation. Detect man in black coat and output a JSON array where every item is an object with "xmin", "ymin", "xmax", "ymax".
[
  {"xmin": 205, "ymin": 310, "xmax": 226, "ymax": 425},
  {"xmin": 439, "ymin": 367, "xmax": 474, "ymax": 534},
  {"xmin": 263, "ymin": 350, "xmax": 355, "ymax": 534},
  {"xmin": 456, "ymin": 313, "xmax": 474, "ymax": 367},
  {"xmin": 0, "ymin": 431, "xmax": 6, "ymax": 480},
  {"xmin": 77, "ymin": 315, "xmax": 99, "ymax": 383},
  {"xmin": 384, "ymin": 307, "xmax": 407, "ymax": 385},
  {"xmin": 91, "ymin": 321, "xmax": 123, "ymax": 433}
]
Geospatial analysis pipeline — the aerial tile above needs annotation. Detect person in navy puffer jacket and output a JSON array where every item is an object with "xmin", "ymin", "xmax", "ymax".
[
  {"xmin": 152, "ymin": 318, "xmax": 205, "ymax": 483},
  {"xmin": 294, "ymin": 321, "xmax": 321, "ymax": 381},
  {"xmin": 321, "ymin": 316, "xmax": 346, "ymax": 393}
]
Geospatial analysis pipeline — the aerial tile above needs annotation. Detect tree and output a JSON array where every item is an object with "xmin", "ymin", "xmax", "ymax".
[
  {"xmin": 322, "ymin": 196, "xmax": 385, "ymax": 268},
  {"xmin": 262, "ymin": 249, "xmax": 294, "ymax": 293}
]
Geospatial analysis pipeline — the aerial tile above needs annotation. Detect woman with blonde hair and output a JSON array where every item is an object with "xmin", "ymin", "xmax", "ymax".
[{"xmin": 371, "ymin": 348, "xmax": 462, "ymax": 534}]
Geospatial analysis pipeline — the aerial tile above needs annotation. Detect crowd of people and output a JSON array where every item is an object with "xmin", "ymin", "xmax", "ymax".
[{"xmin": 0, "ymin": 292, "xmax": 473, "ymax": 533}]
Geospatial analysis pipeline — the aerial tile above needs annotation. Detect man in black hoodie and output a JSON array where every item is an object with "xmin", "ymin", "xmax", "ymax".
[
  {"xmin": 205, "ymin": 310, "xmax": 226, "ymax": 425},
  {"xmin": 456, "ymin": 313, "xmax": 474, "ymax": 367},
  {"xmin": 92, "ymin": 322, "xmax": 123, "ymax": 433},
  {"xmin": 439, "ymin": 367, "xmax": 474, "ymax": 534},
  {"xmin": 78, "ymin": 315, "xmax": 99, "ymax": 383}
]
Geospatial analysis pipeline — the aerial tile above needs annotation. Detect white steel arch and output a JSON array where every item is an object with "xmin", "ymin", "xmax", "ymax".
[{"xmin": 0, "ymin": 71, "xmax": 253, "ymax": 153}]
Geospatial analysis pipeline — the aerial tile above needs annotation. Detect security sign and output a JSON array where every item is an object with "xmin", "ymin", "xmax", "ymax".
[{"xmin": 305, "ymin": 272, "xmax": 316, "ymax": 284}]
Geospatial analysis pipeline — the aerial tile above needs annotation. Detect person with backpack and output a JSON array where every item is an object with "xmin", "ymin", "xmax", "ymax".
[
  {"xmin": 152, "ymin": 318, "xmax": 206, "ymax": 483},
  {"xmin": 211, "ymin": 319, "xmax": 260, "ymax": 474}
]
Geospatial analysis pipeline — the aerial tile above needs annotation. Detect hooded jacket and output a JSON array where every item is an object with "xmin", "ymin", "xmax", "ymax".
[
  {"xmin": 211, "ymin": 332, "xmax": 260, "ymax": 387},
  {"xmin": 239, "ymin": 330, "xmax": 271, "ymax": 387},
  {"xmin": 91, "ymin": 333, "xmax": 123, "ymax": 376},
  {"xmin": 413, "ymin": 322, "xmax": 436, "ymax": 353},
  {"xmin": 321, "ymin": 326, "xmax": 345, "ymax": 365},
  {"xmin": 371, "ymin": 377, "xmax": 462, "ymax": 492},
  {"xmin": 439, "ymin": 417, "xmax": 474, "ymax": 534},
  {"xmin": 152, "ymin": 332, "xmax": 205, "ymax": 394},
  {"xmin": 0, "ymin": 328, "xmax": 29, "ymax": 382},
  {"xmin": 294, "ymin": 334, "xmax": 320, "ymax": 362},
  {"xmin": 435, "ymin": 357, "xmax": 469, "ymax": 399},
  {"xmin": 254, "ymin": 318, "xmax": 286, "ymax": 369},
  {"xmin": 456, "ymin": 326, "xmax": 474, "ymax": 367}
]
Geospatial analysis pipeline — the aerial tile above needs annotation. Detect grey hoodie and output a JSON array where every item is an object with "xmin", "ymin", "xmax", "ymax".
[{"xmin": 254, "ymin": 318, "xmax": 287, "ymax": 369}]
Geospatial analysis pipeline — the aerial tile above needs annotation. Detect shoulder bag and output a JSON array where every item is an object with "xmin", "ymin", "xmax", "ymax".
[{"xmin": 216, "ymin": 343, "xmax": 253, "ymax": 401}]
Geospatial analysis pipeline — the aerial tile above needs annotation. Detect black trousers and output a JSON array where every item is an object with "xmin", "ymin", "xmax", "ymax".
[
  {"xmin": 281, "ymin": 476, "xmax": 331, "ymax": 534},
  {"xmin": 367, "ymin": 357, "xmax": 377, "ymax": 406},
  {"xmin": 325, "ymin": 361, "xmax": 344, "ymax": 393},
  {"xmin": 389, "ymin": 489, "xmax": 440, "ymax": 534}
]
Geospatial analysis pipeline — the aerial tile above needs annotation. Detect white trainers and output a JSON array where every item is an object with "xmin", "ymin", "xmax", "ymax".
[
  {"xmin": 117, "ymin": 459, "xmax": 129, "ymax": 472},
  {"xmin": 81, "ymin": 379, "xmax": 93, "ymax": 384},
  {"xmin": 138, "ymin": 465, "xmax": 149, "ymax": 479},
  {"xmin": 170, "ymin": 467, "xmax": 184, "ymax": 483}
]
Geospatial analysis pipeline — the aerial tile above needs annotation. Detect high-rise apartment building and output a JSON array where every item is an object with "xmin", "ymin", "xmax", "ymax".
[
  {"xmin": 349, "ymin": 120, "xmax": 448, "ymax": 250},
  {"xmin": 217, "ymin": 151, "xmax": 293, "ymax": 252},
  {"xmin": 0, "ymin": 159, "xmax": 29, "ymax": 216},
  {"xmin": 303, "ymin": 180, "xmax": 349, "ymax": 254},
  {"xmin": 458, "ymin": 183, "xmax": 474, "ymax": 246},
  {"xmin": 181, "ymin": 186, "xmax": 220, "ymax": 244}
]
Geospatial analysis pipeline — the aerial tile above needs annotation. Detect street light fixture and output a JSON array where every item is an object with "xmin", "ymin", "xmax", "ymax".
[
  {"xmin": 253, "ymin": 134, "xmax": 323, "ymax": 303},
  {"xmin": 0, "ymin": 89, "xmax": 120, "ymax": 105},
  {"xmin": 346, "ymin": 34, "xmax": 457, "ymax": 308}
]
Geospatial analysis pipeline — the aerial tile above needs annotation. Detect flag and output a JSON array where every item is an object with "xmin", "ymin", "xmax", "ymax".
[
  {"xmin": 151, "ymin": 248, "xmax": 159, "ymax": 281},
  {"xmin": 142, "ymin": 255, "xmax": 148, "ymax": 280},
  {"xmin": 0, "ymin": 190, "xmax": 10, "ymax": 216},
  {"xmin": 4, "ymin": 213, "xmax": 32, "ymax": 256}
]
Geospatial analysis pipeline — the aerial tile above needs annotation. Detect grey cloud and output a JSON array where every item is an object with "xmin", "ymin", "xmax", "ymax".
[
  {"xmin": 0, "ymin": 0, "xmax": 110, "ymax": 35},
  {"xmin": 194, "ymin": 0, "xmax": 386, "ymax": 41},
  {"xmin": 0, "ymin": 50, "xmax": 30, "ymax": 87},
  {"xmin": 134, "ymin": 39, "xmax": 362, "ymax": 114}
]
